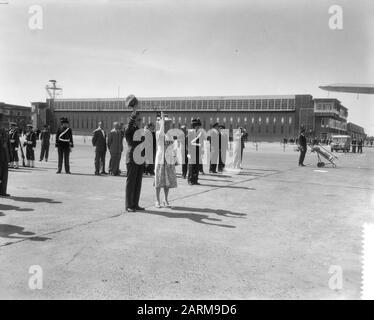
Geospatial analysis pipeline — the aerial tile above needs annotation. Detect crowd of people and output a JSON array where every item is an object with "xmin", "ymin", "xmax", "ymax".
[
  {"xmin": 2, "ymin": 94, "xmax": 368, "ymax": 208},
  {"xmin": 0, "ymin": 95, "xmax": 248, "ymax": 209}
]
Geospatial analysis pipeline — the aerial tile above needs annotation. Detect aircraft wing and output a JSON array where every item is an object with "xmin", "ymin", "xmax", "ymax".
[{"xmin": 319, "ymin": 84, "xmax": 374, "ymax": 94}]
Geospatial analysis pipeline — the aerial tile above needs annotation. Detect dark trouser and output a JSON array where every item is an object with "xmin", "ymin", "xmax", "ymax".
[
  {"xmin": 40, "ymin": 143, "xmax": 50, "ymax": 160},
  {"xmin": 188, "ymin": 164, "xmax": 199, "ymax": 184},
  {"xmin": 126, "ymin": 162, "xmax": 144, "ymax": 209},
  {"xmin": 352, "ymin": 146, "xmax": 356, "ymax": 153},
  {"xmin": 145, "ymin": 163, "xmax": 155, "ymax": 175},
  {"xmin": 299, "ymin": 149, "xmax": 306, "ymax": 165},
  {"xmin": 10, "ymin": 145, "xmax": 19, "ymax": 162},
  {"xmin": 109, "ymin": 152, "xmax": 121, "ymax": 175},
  {"xmin": 58, "ymin": 146, "xmax": 70, "ymax": 172},
  {"xmin": 26, "ymin": 146, "xmax": 35, "ymax": 161},
  {"xmin": 0, "ymin": 161, "xmax": 8, "ymax": 195},
  {"xmin": 358, "ymin": 146, "xmax": 363, "ymax": 153},
  {"xmin": 95, "ymin": 150, "xmax": 106, "ymax": 173},
  {"xmin": 182, "ymin": 156, "xmax": 188, "ymax": 177},
  {"xmin": 210, "ymin": 150, "xmax": 219, "ymax": 172}
]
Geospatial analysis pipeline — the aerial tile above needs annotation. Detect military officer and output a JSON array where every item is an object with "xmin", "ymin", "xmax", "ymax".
[
  {"xmin": 24, "ymin": 124, "xmax": 36, "ymax": 167},
  {"xmin": 56, "ymin": 117, "xmax": 74, "ymax": 174},
  {"xmin": 8, "ymin": 122, "xmax": 20, "ymax": 169}
]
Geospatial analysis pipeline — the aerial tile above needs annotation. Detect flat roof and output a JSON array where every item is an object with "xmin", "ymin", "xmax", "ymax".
[{"xmin": 52, "ymin": 94, "xmax": 303, "ymax": 102}]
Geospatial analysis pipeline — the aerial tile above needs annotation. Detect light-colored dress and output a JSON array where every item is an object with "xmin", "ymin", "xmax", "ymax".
[
  {"xmin": 233, "ymin": 131, "xmax": 244, "ymax": 169},
  {"xmin": 154, "ymin": 120, "xmax": 177, "ymax": 188}
]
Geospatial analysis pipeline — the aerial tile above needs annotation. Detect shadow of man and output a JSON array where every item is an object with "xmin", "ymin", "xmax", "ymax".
[{"xmin": 0, "ymin": 224, "xmax": 49, "ymax": 241}]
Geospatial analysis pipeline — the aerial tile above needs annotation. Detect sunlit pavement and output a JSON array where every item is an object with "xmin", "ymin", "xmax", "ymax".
[{"xmin": 0, "ymin": 139, "xmax": 373, "ymax": 299}]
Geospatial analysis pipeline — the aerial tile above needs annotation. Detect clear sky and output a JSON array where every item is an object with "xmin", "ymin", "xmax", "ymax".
[{"xmin": 1, "ymin": 0, "xmax": 373, "ymax": 134}]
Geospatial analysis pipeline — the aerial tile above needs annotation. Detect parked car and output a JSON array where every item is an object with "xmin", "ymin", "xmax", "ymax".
[{"xmin": 330, "ymin": 135, "xmax": 351, "ymax": 152}]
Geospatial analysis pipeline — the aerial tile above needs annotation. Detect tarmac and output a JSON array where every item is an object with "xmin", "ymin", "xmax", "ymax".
[{"xmin": 0, "ymin": 138, "xmax": 373, "ymax": 299}]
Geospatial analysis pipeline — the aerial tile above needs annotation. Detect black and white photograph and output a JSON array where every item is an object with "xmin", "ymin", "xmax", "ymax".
[{"xmin": 0, "ymin": 0, "xmax": 373, "ymax": 304}]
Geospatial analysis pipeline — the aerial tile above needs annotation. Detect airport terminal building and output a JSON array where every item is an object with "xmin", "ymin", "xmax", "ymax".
[
  {"xmin": 30, "ymin": 94, "xmax": 365, "ymax": 141},
  {"xmin": 34, "ymin": 94, "xmax": 314, "ymax": 141}
]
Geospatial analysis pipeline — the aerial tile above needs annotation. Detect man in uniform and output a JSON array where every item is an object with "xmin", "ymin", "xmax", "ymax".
[
  {"xmin": 187, "ymin": 118, "xmax": 202, "ymax": 185},
  {"xmin": 24, "ymin": 124, "xmax": 36, "ymax": 168},
  {"xmin": 8, "ymin": 122, "xmax": 20, "ymax": 169},
  {"xmin": 0, "ymin": 114, "xmax": 11, "ymax": 196},
  {"xmin": 298, "ymin": 128, "xmax": 307, "ymax": 166},
  {"xmin": 92, "ymin": 121, "xmax": 107, "ymax": 175},
  {"xmin": 39, "ymin": 125, "xmax": 51, "ymax": 162},
  {"xmin": 56, "ymin": 117, "xmax": 74, "ymax": 174},
  {"xmin": 124, "ymin": 95, "xmax": 145, "ymax": 212},
  {"xmin": 108, "ymin": 121, "xmax": 124, "ymax": 176}
]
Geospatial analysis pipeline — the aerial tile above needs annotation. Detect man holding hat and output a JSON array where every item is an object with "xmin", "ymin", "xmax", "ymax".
[
  {"xmin": 24, "ymin": 124, "xmax": 36, "ymax": 168},
  {"xmin": 124, "ymin": 94, "xmax": 145, "ymax": 212},
  {"xmin": 298, "ymin": 127, "xmax": 307, "ymax": 166},
  {"xmin": 8, "ymin": 122, "xmax": 20, "ymax": 169},
  {"xmin": 56, "ymin": 117, "xmax": 74, "ymax": 174},
  {"xmin": 0, "ymin": 114, "xmax": 11, "ymax": 196}
]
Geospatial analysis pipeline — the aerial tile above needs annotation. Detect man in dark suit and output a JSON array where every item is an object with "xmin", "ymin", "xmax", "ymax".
[
  {"xmin": 298, "ymin": 128, "xmax": 307, "ymax": 166},
  {"xmin": 108, "ymin": 121, "xmax": 123, "ymax": 176},
  {"xmin": 39, "ymin": 125, "xmax": 51, "ymax": 162},
  {"xmin": 188, "ymin": 118, "xmax": 202, "ymax": 185},
  {"xmin": 208, "ymin": 123, "xmax": 220, "ymax": 173},
  {"xmin": 0, "ymin": 114, "xmax": 11, "ymax": 196},
  {"xmin": 180, "ymin": 125, "xmax": 188, "ymax": 179},
  {"xmin": 55, "ymin": 117, "xmax": 74, "ymax": 174},
  {"xmin": 218, "ymin": 124, "xmax": 228, "ymax": 172},
  {"xmin": 124, "ymin": 95, "xmax": 145, "ymax": 212},
  {"xmin": 92, "ymin": 121, "xmax": 107, "ymax": 175}
]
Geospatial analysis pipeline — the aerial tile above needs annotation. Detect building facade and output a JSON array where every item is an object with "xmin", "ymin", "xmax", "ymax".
[
  {"xmin": 49, "ymin": 94, "xmax": 314, "ymax": 141},
  {"xmin": 313, "ymin": 98, "xmax": 348, "ymax": 139},
  {"xmin": 347, "ymin": 122, "xmax": 366, "ymax": 141},
  {"xmin": 0, "ymin": 102, "xmax": 31, "ymax": 130}
]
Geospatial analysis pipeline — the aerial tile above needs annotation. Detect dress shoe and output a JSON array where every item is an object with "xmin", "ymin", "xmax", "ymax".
[
  {"xmin": 126, "ymin": 208, "xmax": 136, "ymax": 212},
  {"xmin": 0, "ymin": 193, "xmax": 10, "ymax": 197},
  {"xmin": 56, "ymin": 170, "xmax": 61, "ymax": 174},
  {"xmin": 101, "ymin": 171, "xmax": 108, "ymax": 175},
  {"xmin": 135, "ymin": 206, "xmax": 145, "ymax": 211},
  {"xmin": 95, "ymin": 172, "xmax": 101, "ymax": 176}
]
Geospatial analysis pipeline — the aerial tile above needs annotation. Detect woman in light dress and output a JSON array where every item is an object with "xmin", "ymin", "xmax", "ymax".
[
  {"xmin": 154, "ymin": 112, "xmax": 178, "ymax": 208},
  {"xmin": 233, "ymin": 127, "xmax": 246, "ymax": 170}
]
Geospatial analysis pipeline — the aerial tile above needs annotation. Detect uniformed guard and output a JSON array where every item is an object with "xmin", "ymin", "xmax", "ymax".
[
  {"xmin": 8, "ymin": 122, "xmax": 20, "ymax": 169},
  {"xmin": 124, "ymin": 94, "xmax": 145, "ymax": 212},
  {"xmin": 24, "ymin": 124, "xmax": 36, "ymax": 167},
  {"xmin": 55, "ymin": 117, "xmax": 74, "ymax": 174}
]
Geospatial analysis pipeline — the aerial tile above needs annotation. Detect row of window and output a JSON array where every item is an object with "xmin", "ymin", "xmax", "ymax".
[
  {"xmin": 321, "ymin": 118, "xmax": 347, "ymax": 130},
  {"xmin": 65, "ymin": 115, "xmax": 294, "ymax": 131},
  {"xmin": 54, "ymin": 99, "xmax": 296, "ymax": 112}
]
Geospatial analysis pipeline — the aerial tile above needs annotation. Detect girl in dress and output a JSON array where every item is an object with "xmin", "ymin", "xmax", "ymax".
[{"xmin": 154, "ymin": 112, "xmax": 178, "ymax": 208}]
